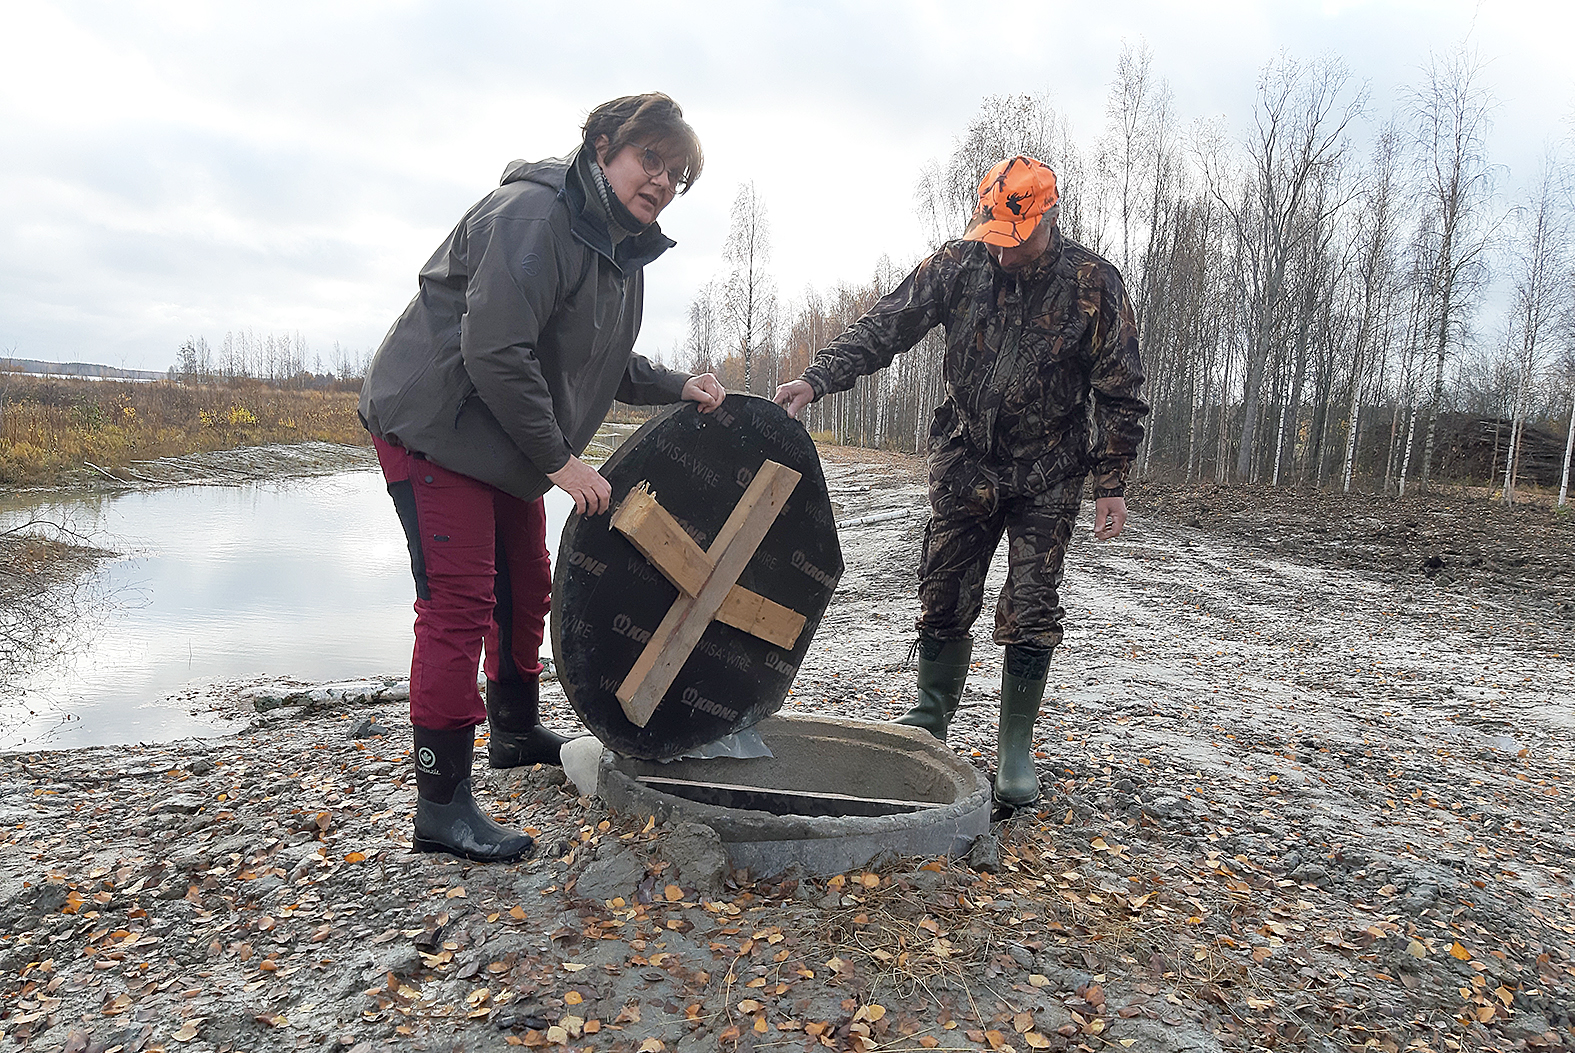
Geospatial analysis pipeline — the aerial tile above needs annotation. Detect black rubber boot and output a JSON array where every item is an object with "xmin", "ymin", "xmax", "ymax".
[
  {"xmin": 894, "ymin": 636, "xmax": 973, "ymax": 741},
  {"xmin": 411, "ymin": 725, "xmax": 534, "ymax": 863},
  {"xmin": 485, "ymin": 677, "xmax": 572, "ymax": 769},
  {"xmin": 993, "ymin": 644, "xmax": 1052, "ymax": 814}
]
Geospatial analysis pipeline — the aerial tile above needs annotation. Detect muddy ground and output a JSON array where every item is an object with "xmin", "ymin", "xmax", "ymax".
[{"xmin": 2, "ymin": 446, "xmax": 1572, "ymax": 1053}]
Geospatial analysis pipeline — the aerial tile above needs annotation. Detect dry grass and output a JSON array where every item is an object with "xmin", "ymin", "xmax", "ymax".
[{"xmin": 0, "ymin": 375, "xmax": 368, "ymax": 487}]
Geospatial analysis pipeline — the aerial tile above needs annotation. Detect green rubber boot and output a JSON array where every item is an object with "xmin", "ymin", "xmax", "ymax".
[
  {"xmin": 894, "ymin": 637, "xmax": 973, "ymax": 741},
  {"xmin": 994, "ymin": 644, "xmax": 1052, "ymax": 812}
]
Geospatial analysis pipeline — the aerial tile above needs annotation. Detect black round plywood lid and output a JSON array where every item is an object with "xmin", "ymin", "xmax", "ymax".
[{"xmin": 551, "ymin": 396, "xmax": 843, "ymax": 760}]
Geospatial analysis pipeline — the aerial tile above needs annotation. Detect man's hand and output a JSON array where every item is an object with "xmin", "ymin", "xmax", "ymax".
[
  {"xmin": 548, "ymin": 455, "xmax": 612, "ymax": 516},
  {"xmin": 1093, "ymin": 496, "xmax": 1127, "ymax": 541},
  {"xmin": 681, "ymin": 372, "xmax": 725, "ymax": 413},
  {"xmin": 773, "ymin": 379, "xmax": 814, "ymax": 419}
]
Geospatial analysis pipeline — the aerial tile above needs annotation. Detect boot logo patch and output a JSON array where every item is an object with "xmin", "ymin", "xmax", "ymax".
[{"xmin": 416, "ymin": 747, "xmax": 439, "ymax": 774}]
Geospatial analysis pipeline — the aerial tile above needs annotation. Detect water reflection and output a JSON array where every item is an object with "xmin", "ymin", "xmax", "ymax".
[{"xmin": 0, "ymin": 472, "xmax": 575, "ymax": 750}]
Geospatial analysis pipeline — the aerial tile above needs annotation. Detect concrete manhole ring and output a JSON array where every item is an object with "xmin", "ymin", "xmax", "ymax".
[{"xmin": 596, "ymin": 713, "xmax": 992, "ymax": 878}]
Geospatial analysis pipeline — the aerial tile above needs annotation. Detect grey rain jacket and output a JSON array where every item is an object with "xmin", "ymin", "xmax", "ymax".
[{"xmin": 359, "ymin": 149, "xmax": 692, "ymax": 501}]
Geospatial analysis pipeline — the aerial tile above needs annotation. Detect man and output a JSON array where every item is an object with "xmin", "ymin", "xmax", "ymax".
[
  {"xmin": 774, "ymin": 156, "xmax": 1148, "ymax": 813},
  {"xmin": 361, "ymin": 94, "xmax": 724, "ymax": 862}
]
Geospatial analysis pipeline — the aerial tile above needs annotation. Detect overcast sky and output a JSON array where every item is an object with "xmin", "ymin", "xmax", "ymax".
[{"xmin": 1, "ymin": 0, "xmax": 1571, "ymax": 375}]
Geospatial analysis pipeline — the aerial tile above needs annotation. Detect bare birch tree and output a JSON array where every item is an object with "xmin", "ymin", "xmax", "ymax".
[
  {"xmin": 722, "ymin": 182, "xmax": 775, "ymax": 395},
  {"xmin": 1498, "ymin": 155, "xmax": 1570, "ymax": 503},
  {"xmin": 683, "ymin": 280, "xmax": 723, "ymax": 375},
  {"xmin": 1198, "ymin": 53, "xmax": 1365, "ymax": 483},
  {"xmin": 1408, "ymin": 44, "xmax": 1495, "ymax": 492},
  {"xmin": 1341, "ymin": 123, "xmax": 1404, "ymax": 491}
]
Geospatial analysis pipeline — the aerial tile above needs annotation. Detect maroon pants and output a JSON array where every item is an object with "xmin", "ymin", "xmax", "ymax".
[{"xmin": 373, "ymin": 438, "xmax": 552, "ymax": 730}]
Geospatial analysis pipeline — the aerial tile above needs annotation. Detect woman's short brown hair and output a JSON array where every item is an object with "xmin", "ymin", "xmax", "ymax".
[{"xmin": 582, "ymin": 93, "xmax": 703, "ymax": 194}]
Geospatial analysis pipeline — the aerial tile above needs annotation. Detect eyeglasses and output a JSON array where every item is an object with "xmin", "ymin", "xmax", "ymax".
[{"xmin": 638, "ymin": 146, "xmax": 690, "ymax": 193}]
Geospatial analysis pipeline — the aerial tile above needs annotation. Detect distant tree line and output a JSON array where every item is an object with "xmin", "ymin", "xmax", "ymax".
[
  {"xmin": 670, "ymin": 43, "xmax": 1575, "ymax": 506},
  {"xmin": 170, "ymin": 331, "xmax": 371, "ymax": 392}
]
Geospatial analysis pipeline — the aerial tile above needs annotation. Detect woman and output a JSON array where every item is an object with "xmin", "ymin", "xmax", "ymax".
[{"xmin": 360, "ymin": 93, "xmax": 723, "ymax": 863}]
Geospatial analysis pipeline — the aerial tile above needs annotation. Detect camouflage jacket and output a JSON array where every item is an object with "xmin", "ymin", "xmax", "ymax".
[{"xmin": 800, "ymin": 229, "xmax": 1148, "ymax": 498}]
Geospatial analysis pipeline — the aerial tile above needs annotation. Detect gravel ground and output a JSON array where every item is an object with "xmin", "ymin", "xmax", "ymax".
[{"xmin": 1, "ymin": 446, "xmax": 1571, "ymax": 1053}]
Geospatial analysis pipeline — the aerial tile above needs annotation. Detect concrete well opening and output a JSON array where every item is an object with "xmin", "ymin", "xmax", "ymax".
[{"xmin": 596, "ymin": 713, "xmax": 992, "ymax": 878}]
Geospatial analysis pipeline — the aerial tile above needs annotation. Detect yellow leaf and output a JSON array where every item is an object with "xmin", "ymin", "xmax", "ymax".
[
  {"xmin": 860, "ymin": 873, "xmax": 881, "ymax": 888},
  {"xmin": 172, "ymin": 1021, "xmax": 199, "ymax": 1042},
  {"xmin": 1449, "ymin": 941, "xmax": 1471, "ymax": 961},
  {"xmin": 344, "ymin": 852, "xmax": 367, "ymax": 863},
  {"xmin": 562, "ymin": 962, "xmax": 587, "ymax": 972},
  {"xmin": 864, "ymin": 1004, "xmax": 886, "ymax": 1022},
  {"xmin": 546, "ymin": 1026, "xmax": 569, "ymax": 1043},
  {"xmin": 664, "ymin": 884, "xmax": 684, "ymax": 902},
  {"xmin": 753, "ymin": 1016, "xmax": 768, "ymax": 1033},
  {"xmin": 565, "ymin": 991, "xmax": 582, "ymax": 1005},
  {"xmin": 1476, "ymin": 1004, "xmax": 1496, "ymax": 1022},
  {"xmin": 638, "ymin": 1040, "xmax": 665, "ymax": 1053},
  {"xmin": 1025, "ymin": 1033, "xmax": 1051, "ymax": 1049},
  {"xmin": 919, "ymin": 1039, "xmax": 940, "ymax": 1049},
  {"xmin": 446, "ymin": 886, "xmax": 466, "ymax": 899},
  {"xmin": 509, "ymin": 905, "xmax": 527, "ymax": 920},
  {"xmin": 1013, "ymin": 1011, "xmax": 1034, "ymax": 1033},
  {"xmin": 827, "ymin": 875, "xmax": 846, "ymax": 890},
  {"xmin": 1495, "ymin": 985, "xmax": 1514, "ymax": 1007},
  {"xmin": 1028, "ymin": 974, "xmax": 1050, "ymax": 988}
]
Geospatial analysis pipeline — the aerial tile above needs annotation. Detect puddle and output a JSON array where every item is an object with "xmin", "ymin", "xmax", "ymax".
[{"xmin": 1, "ymin": 471, "xmax": 575, "ymax": 750}]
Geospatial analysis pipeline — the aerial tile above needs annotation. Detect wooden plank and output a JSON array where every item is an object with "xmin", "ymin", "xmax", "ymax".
[
  {"xmin": 617, "ymin": 461, "xmax": 802, "ymax": 726},
  {"xmin": 613, "ymin": 483, "xmax": 806, "ymax": 649},
  {"xmin": 715, "ymin": 588, "xmax": 805, "ymax": 650},
  {"xmin": 610, "ymin": 484, "xmax": 711, "ymax": 595}
]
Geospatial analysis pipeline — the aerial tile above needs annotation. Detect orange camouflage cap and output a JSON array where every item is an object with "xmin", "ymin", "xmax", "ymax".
[{"xmin": 961, "ymin": 156, "xmax": 1059, "ymax": 247}]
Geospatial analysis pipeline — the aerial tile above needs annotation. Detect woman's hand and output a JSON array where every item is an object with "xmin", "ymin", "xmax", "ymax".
[
  {"xmin": 548, "ymin": 455, "xmax": 612, "ymax": 515},
  {"xmin": 681, "ymin": 372, "xmax": 725, "ymax": 413}
]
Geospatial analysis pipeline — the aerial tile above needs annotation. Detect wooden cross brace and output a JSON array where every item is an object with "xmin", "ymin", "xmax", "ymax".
[{"xmin": 610, "ymin": 460, "xmax": 805, "ymax": 728}]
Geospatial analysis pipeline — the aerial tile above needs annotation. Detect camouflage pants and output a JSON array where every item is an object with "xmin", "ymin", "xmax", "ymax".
[{"xmin": 916, "ymin": 461, "xmax": 1082, "ymax": 650}]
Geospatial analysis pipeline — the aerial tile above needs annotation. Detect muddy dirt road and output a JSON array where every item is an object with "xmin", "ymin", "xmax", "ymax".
[{"xmin": 2, "ymin": 447, "xmax": 1572, "ymax": 1053}]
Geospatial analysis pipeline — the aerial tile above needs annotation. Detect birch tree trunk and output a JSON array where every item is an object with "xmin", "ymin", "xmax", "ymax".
[{"xmin": 1560, "ymin": 398, "xmax": 1574, "ymax": 508}]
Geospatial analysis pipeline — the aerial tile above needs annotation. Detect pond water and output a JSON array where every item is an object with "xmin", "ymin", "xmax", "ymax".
[{"xmin": 0, "ymin": 469, "xmax": 577, "ymax": 751}]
